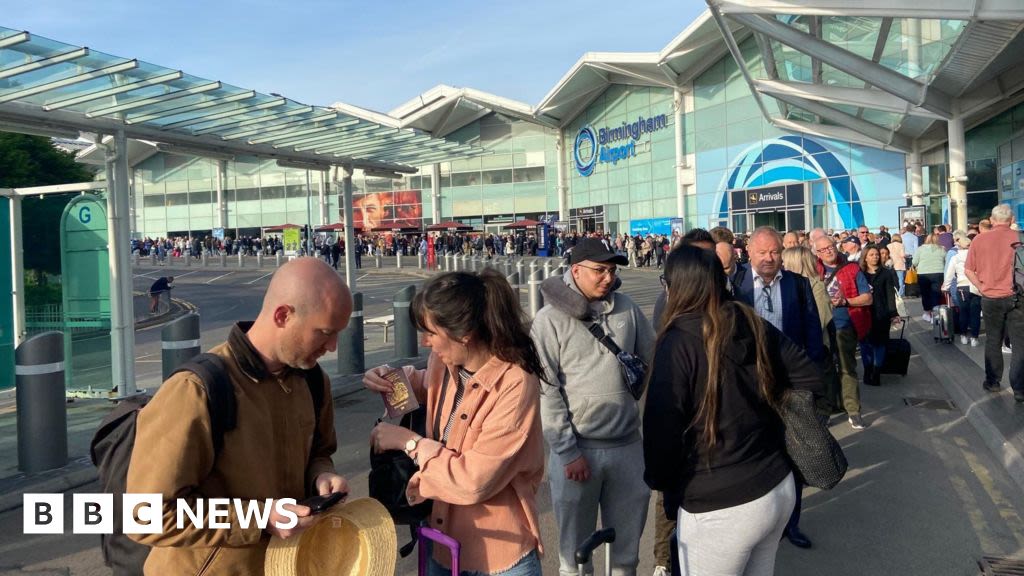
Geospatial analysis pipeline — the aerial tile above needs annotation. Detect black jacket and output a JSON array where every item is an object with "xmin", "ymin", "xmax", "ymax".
[
  {"xmin": 643, "ymin": 302, "xmax": 823, "ymax": 514},
  {"xmin": 865, "ymin": 267, "xmax": 899, "ymax": 343}
]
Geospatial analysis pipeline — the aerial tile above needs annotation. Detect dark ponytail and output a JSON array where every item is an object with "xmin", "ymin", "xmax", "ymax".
[{"xmin": 410, "ymin": 269, "xmax": 546, "ymax": 379}]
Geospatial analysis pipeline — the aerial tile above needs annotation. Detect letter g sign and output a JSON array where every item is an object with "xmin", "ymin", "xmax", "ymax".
[{"xmin": 78, "ymin": 206, "xmax": 91, "ymax": 224}]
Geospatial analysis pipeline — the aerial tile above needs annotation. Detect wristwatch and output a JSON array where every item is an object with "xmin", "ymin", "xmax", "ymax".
[{"xmin": 404, "ymin": 436, "xmax": 422, "ymax": 455}]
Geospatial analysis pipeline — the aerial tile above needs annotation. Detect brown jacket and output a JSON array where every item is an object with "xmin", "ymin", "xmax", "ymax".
[
  {"xmin": 404, "ymin": 353, "xmax": 545, "ymax": 574},
  {"xmin": 126, "ymin": 323, "xmax": 337, "ymax": 576}
]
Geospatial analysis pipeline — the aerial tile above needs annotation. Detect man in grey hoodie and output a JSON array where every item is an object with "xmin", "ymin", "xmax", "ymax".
[{"xmin": 532, "ymin": 238, "xmax": 656, "ymax": 576}]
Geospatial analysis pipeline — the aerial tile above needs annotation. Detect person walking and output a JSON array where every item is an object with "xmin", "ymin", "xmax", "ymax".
[
  {"xmin": 913, "ymin": 235, "xmax": 947, "ymax": 323},
  {"xmin": 859, "ymin": 244, "xmax": 899, "ymax": 386},
  {"xmin": 644, "ymin": 244, "xmax": 824, "ymax": 576},
  {"xmin": 943, "ymin": 235, "xmax": 982, "ymax": 347},
  {"xmin": 532, "ymin": 238, "xmax": 655, "ymax": 576}
]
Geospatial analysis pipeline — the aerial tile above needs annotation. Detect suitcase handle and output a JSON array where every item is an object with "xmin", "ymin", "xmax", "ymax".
[
  {"xmin": 418, "ymin": 526, "xmax": 459, "ymax": 575},
  {"xmin": 575, "ymin": 527, "xmax": 616, "ymax": 565}
]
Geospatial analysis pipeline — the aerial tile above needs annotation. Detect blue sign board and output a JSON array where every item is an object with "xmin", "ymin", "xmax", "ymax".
[
  {"xmin": 630, "ymin": 217, "xmax": 673, "ymax": 236},
  {"xmin": 574, "ymin": 114, "xmax": 670, "ymax": 177}
]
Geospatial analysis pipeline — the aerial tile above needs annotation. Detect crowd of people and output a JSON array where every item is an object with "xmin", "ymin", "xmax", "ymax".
[{"xmin": 123, "ymin": 202, "xmax": 1022, "ymax": 576}]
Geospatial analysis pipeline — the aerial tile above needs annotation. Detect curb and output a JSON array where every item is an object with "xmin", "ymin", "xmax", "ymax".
[{"xmin": 910, "ymin": 328, "xmax": 1024, "ymax": 494}]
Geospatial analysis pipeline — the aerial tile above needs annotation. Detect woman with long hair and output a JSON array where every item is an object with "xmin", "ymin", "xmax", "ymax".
[
  {"xmin": 913, "ymin": 234, "xmax": 947, "ymax": 322},
  {"xmin": 859, "ymin": 244, "xmax": 899, "ymax": 386},
  {"xmin": 644, "ymin": 246, "xmax": 823, "ymax": 576},
  {"xmin": 366, "ymin": 269, "xmax": 546, "ymax": 576}
]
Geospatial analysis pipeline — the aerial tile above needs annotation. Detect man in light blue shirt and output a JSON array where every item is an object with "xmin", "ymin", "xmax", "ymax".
[{"xmin": 900, "ymin": 225, "xmax": 919, "ymax": 268}]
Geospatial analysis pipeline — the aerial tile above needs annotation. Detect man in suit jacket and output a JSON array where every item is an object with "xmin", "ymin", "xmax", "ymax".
[{"xmin": 731, "ymin": 226, "xmax": 823, "ymax": 551}]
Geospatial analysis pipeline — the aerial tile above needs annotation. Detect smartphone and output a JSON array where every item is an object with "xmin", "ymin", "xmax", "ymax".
[{"xmin": 298, "ymin": 491, "xmax": 346, "ymax": 514}]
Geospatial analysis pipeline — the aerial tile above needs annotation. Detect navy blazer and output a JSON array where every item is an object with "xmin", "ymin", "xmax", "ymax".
[{"xmin": 732, "ymin": 264, "xmax": 825, "ymax": 363}]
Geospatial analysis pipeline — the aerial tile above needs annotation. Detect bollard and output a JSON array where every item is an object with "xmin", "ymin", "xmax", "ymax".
[
  {"xmin": 257, "ymin": 253, "xmax": 264, "ymax": 268},
  {"xmin": 337, "ymin": 293, "xmax": 365, "ymax": 375},
  {"xmin": 133, "ymin": 252, "xmax": 140, "ymax": 267},
  {"xmin": 529, "ymin": 268, "xmax": 545, "ymax": 318},
  {"xmin": 393, "ymin": 285, "xmax": 419, "ymax": 359},
  {"xmin": 151, "ymin": 252, "xmax": 158, "ymax": 266},
  {"xmin": 396, "ymin": 253, "xmax": 403, "ymax": 269},
  {"xmin": 276, "ymin": 251, "xmax": 282, "ymax": 267},
  {"xmin": 201, "ymin": 252, "xmax": 208, "ymax": 267},
  {"xmin": 461, "ymin": 253, "xmax": 468, "ymax": 271},
  {"xmin": 184, "ymin": 253, "xmax": 191, "ymax": 268},
  {"xmin": 375, "ymin": 254, "xmax": 382, "ymax": 269},
  {"xmin": 506, "ymin": 272, "xmax": 520, "ymax": 290},
  {"xmin": 543, "ymin": 259, "xmax": 552, "ymax": 279},
  {"xmin": 161, "ymin": 313, "xmax": 201, "ymax": 380},
  {"xmin": 16, "ymin": 331, "xmax": 67, "ymax": 474},
  {"xmin": 504, "ymin": 258, "xmax": 513, "ymax": 277},
  {"xmin": 470, "ymin": 256, "xmax": 478, "ymax": 272},
  {"xmin": 516, "ymin": 259, "xmax": 524, "ymax": 285},
  {"xmin": 238, "ymin": 252, "xmax": 244, "ymax": 268},
  {"xmin": 418, "ymin": 253, "xmax": 424, "ymax": 269},
  {"xmin": 219, "ymin": 252, "xmax": 227, "ymax": 268}
]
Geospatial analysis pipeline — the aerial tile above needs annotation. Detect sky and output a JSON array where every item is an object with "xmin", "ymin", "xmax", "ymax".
[{"xmin": 3, "ymin": 0, "xmax": 706, "ymax": 113}]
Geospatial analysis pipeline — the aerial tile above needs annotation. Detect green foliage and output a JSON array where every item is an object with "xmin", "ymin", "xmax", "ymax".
[
  {"xmin": 23, "ymin": 271, "xmax": 62, "ymax": 306},
  {"xmin": 0, "ymin": 132, "xmax": 98, "ymax": 275}
]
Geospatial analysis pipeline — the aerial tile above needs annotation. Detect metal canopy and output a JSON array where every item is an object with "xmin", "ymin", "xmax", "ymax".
[
  {"xmin": 0, "ymin": 26, "xmax": 485, "ymax": 172},
  {"xmin": 705, "ymin": 0, "xmax": 1024, "ymax": 152}
]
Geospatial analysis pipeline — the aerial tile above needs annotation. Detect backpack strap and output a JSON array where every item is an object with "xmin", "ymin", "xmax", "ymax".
[{"xmin": 170, "ymin": 353, "xmax": 236, "ymax": 455}]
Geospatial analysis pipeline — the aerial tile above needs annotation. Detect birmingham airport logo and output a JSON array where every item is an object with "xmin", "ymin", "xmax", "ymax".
[
  {"xmin": 574, "ymin": 125, "xmax": 598, "ymax": 177},
  {"xmin": 23, "ymin": 494, "xmax": 302, "ymax": 534}
]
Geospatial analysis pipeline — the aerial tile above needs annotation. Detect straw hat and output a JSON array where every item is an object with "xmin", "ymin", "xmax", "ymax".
[{"xmin": 265, "ymin": 498, "xmax": 397, "ymax": 576}]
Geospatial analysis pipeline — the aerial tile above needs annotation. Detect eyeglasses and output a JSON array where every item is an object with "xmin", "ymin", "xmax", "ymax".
[
  {"xmin": 815, "ymin": 245, "xmax": 836, "ymax": 254},
  {"xmin": 577, "ymin": 263, "xmax": 617, "ymax": 277}
]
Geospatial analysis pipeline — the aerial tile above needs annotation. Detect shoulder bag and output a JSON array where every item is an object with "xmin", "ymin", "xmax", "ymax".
[
  {"xmin": 586, "ymin": 322, "xmax": 647, "ymax": 400},
  {"xmin": 775, "ymin": 388, "xmax": 848, "ymax": 490}
]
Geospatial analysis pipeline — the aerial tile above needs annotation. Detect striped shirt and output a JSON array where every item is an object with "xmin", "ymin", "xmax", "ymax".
[
  {"xmin": 441, "ymin": 367, "xmax": 474, "ymax": 444},
  {"xmin": 753, "ymin": 270, "xmax": 784, "ymax": 331}
]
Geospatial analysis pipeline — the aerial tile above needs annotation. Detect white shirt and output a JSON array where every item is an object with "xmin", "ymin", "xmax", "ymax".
[{"xmin": 753, "ymin": 270, "xmax": 784, "ymax": 331}]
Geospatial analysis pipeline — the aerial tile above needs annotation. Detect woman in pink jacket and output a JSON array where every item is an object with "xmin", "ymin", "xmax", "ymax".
[{"xmin": 367, "ymin": 269, "xmax": 546, "ymax": 576}]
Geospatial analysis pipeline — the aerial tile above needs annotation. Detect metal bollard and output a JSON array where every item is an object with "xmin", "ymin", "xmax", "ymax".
[
  {"xmin": 529, "ymin": 268, "xmax": 545, "ymax": 318},
  {"xmin": 161, "ymin": 313, "xmax": 201, "ymax": 380},
  {"xmin": 219, "ymin": 252, "xmax": 227, "ymax": 268},
  {"xmin": 504, "ymin": 258, "xmax": 513, "ymax": 277},
  {"xmin": 133, "ymin": 252, "xmax": 140, "ymax": 267},
  {"xmin": 375, "ymin": 254, "xmax": 382, "ymax": 269},
  {"xmin": 461, "ymin": 253, "xmax": 468, "ymax": 271},
  {"xmin": 237, "ymin": 252, "xmax": 244, "ymax": 268},
  {"xmin": 506, "ymin": 272, "xmax": 520, "ymax": 290},
  {"xmin": 276, "ymin": 251, "xmax": 282, "ymax": 267},
  {"xmin": 543, "ymin": 259, "xmax": 552, "ymax": 279},
  {"xmin": 202, "ymin": 252, "xmax": 208, "ymax": 267},
  {"xmin": 184, "ymin": 253, "xmax": 191, "ymax": 268},
  {"xmin": 393, "ymin": 285, "xmax": 418, "ymax": 359},
  {"xmin": 516, "ymin": 259, "xmax": 524, "ymax": 285},
  {"xmin": 151, "ymin": 252, "xmax": 158, "ymax": 266},
  {"xmin": 396, "ymin": 253, "xmax": 403, "ymax": 269},
  {"xmin": 337, "ymin": 293, "xmax": 365, "ymax": 375},
  {"xmin": 257, "ymin": 253, "xmax": 264, "ymax": 268},
  {"xmin": 470, "ymin": 256, "xmax": 478, "ymax": 272},
  {"xmin": 418, "ymin": 253, "xmax": 424, "ymax": 269},
  {"xmin": 16, "ymin": 331, "xmax": 67, "ymax": 474}
]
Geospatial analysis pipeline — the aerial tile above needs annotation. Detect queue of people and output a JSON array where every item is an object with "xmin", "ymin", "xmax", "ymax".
[{"xmin": 122, "ymin": 202, "xmax": 1022, "ymax": 576}]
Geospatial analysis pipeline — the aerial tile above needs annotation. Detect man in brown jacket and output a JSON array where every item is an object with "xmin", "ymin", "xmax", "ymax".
[{"xmin": 127, "ymin": 257, "xmax": 352, "ymax": 575}]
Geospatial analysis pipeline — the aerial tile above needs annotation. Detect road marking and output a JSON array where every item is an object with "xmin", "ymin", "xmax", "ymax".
[
  {"xmin": 205, "ymin": 272, "xmax": 234, "ymax": 285},
  {"xmin": 246, "ymin": 272, "xmax": 274, "ymax": 285},
  {"xmin": 133, "ymin": 273, "xmax": 156, "ymax": 279},
  {"xmin": 173, "ymin": 271, "xmax": 199, "ymax": 279}
]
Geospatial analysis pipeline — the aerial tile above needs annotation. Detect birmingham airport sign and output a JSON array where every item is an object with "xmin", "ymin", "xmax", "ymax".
[{"xmin": 574, "ymin": 114, "xmax": 669, "ymax": 177}]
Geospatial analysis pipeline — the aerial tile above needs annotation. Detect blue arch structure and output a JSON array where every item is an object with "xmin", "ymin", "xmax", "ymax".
[{"xmin": 716, "ymin": 135, "xmax": 864, "ymax": 229}]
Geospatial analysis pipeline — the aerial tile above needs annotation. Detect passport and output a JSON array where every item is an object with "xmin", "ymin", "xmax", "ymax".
[{"xmin": 381, "ymin": 367, "xmax": 419, "ymax": 419}]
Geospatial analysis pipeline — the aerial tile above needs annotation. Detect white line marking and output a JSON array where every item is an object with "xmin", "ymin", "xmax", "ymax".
[
  {"xmin": 205, "ymin": 272, "xmax": 234, "ymax": 285},
  {"xmin": 173, "ymin": 271, "xmax": 198, "ymax": 279},
  {"xmin": 133, "ymin": 273, "xmax": 156, "ymax": 279},
  {"xmin": 246, "ymin": 272, "xmax": 274, "ymax": 285},
  {"xmin": 357, "ymin": 274, "xmax": 369, "ymax": 281}
]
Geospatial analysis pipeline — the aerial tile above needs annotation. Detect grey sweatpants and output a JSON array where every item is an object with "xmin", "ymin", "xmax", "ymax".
[
  {"xmin": 676, "ymin": 472, "xmax": 795, "ymax": 576},
  {"xmin": 549, "ymin": 439, "xmax": 650, "ymax": 576}
]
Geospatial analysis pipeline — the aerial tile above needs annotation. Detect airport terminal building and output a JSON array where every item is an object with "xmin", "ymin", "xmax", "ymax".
[{"xmin": 75, "ymin": 3, "xmax": 1024, "ymax": 238}]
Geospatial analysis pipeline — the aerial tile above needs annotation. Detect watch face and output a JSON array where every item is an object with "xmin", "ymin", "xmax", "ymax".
[{"xmin": 406, "ymin": 439, "xmax": 417, "ymax": 451}]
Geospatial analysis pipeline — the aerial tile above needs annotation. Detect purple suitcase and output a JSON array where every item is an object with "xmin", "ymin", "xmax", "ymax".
[{"xmin": 418, "ymin": 526, "xmax": 460, "ymax": 576}]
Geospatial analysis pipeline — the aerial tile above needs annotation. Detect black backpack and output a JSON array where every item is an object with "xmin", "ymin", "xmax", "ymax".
[{"xmin": 89, "ymin": 353, "xmax": 325, "ymax": 576}]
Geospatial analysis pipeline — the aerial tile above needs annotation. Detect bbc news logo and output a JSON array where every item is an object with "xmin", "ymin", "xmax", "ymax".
[{"xmin": 23, "ymin": 494, "xmax": 300, "ymax": 534}]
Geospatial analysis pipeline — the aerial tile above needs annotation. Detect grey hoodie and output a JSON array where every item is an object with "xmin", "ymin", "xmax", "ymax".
[{"xmin": 531, "ymin": 270, "xmax": 656, "ymax": 466}]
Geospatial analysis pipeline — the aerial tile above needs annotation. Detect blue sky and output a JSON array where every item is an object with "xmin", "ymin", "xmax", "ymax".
[{"xmin": 3, "ymin": 0, "xmax": 705, "ymax": 112}]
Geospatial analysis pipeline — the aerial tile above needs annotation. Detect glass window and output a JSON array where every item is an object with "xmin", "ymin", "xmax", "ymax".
[
  {"xmin": 513, "ymin": 167, "xmax": 544, "ymax": 183},
  {"xmin": 261, "ymin": 186, "xmax": 285, "ymax": 200},
  {"xmin": 286, "ymin": 184, "xmax": 307, "ymax": 198},
  {"xmin": 483, "ymin": 169, "xmax": 513, "ymax": 185},
  {"xmin": 451, "ymin": 172, "xmax": 479, "ymax": 187},
  {"xmin": 189, "ymin": 191, "xmax": 211, "ymax": 205},
  {"xmin": 143, "ymin": 195, "xmax": 165, "ymax": 208},
  {"xmin": 967, "ymin": 158, "xmax": 997, "ymax": 192},
  {"xmin": 236, "ymin": 188, "xmax": 261, "ymax": 202},
  {"xmin": 165, "ymin": 193, "xmax": 188, "ymax": 207}
]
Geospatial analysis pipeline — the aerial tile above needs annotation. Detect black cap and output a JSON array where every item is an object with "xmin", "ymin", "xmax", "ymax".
[{"xmin": 570, "ymin": 238, "xmax": 628, "ymax": 266}]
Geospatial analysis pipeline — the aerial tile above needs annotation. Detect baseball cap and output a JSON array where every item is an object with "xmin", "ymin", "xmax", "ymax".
[
  {"xmin": 570, "ymin": 238, "xmax": 628, "ymax": 266},
  {"xmin": 841, "ymin": 236, "xmax": 861, "ymax": 247}
]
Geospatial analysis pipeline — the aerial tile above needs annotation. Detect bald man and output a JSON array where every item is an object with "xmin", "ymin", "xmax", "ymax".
[{"xmin": 127, "ymin": 258, "xmax": 353, "ymax": 576}]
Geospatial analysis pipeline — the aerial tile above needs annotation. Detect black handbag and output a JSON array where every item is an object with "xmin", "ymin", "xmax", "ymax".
[
  {"xmin": 775, "ymin": 389, "xmax": 848, "ymax": 490},
  {"xmin": 586, "ymin": 323, "xmax": 647, "ymax": 400},
  {"xmin": 368, "ymin": 405, "xmax": 433, "ymax": 526}
]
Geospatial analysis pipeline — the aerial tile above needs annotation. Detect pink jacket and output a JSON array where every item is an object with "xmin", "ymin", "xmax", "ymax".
[{"xmin": 403, "ymin": 353, "xmax": 545, "ymax": 574}]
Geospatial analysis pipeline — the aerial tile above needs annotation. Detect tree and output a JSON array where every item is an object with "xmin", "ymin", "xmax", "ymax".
[{"xmin": 0, "ymin": 132, "xmax": 97, "ymax": 277}]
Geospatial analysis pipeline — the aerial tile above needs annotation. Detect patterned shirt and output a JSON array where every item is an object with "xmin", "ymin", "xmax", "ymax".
[
  {"xmin": 753, "ymin": 270, "xmax": 784, "ymax": 331},
  {"xmin": 441, "ymin": 367, "xmax": 474, "ymax": 444}
]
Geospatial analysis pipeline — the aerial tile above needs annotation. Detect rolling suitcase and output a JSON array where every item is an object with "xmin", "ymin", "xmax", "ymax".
[
  {"xmin": 933, "ymin": 294, "xmax": 957, "ymax": 344},
  {"xmin": 880, "ymin": 319, "xmax": 911, "ymax": 376},
  {"xmin": 418, "ymin": 527, "xmax": 460, "ymax": 575},
  {"xmin": 576, "ymin": 527, "xmax": 616, "ymax": 576}
]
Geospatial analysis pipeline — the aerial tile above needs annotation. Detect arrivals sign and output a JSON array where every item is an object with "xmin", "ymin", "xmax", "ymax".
[
  {"xmin": 730, "ymin": 184, "xmax": 803, "ymax": 211},
  {"xmin": 574, "ymin": 114, "xmax": 669, "ymax": 177}
]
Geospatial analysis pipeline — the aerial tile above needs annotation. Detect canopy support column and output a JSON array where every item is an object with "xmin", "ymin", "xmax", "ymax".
[
  {"xmin": 556, "ymin": 128, "xmax": 567, "ymax": 222},
  {"xmin": 431, "ymin": 163, "xmax": 441, "ymax": 224},
  {"xmin": 909, "ymin": 141, "xmax": 924, "ymax": 207},
  {"xmin": 948, "ymin": 105, "xmax": 968, "ymax": 230},
  {"xmin": 340, "ymin": 165, "xmax": 357, "ymax": 293},
  {"xmin": 674, "ymin": 89, "xmax": 685, "ymax": 221},
  {"xmin": 10, "ymin": 195, "xmax": 25, "ymax": 348},
  {"xmin": 108, "ymin": 130, "xmax": 136, "ymax": 396},
  {"xmin": 318, "ymin": 170, "xmax": 328, "ymax": 226},
  {"xmin": 215, "ymin": 160, "xmax": 226, "ymax": 229}
]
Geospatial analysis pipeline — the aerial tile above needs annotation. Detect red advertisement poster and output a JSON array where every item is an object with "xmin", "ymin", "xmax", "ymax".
[
  {"xmin": 427, "ymin": 235, "xmax": 436, "ymax": 268},
  {"xmin": 350, "ymin": 189, "xmax": 423, "ymax": 230}
]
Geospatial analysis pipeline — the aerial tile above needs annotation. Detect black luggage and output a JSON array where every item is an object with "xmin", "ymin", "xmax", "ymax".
[{"xmin": 880, "ymin": 319, "xmax": 911, "ymax": 376}]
